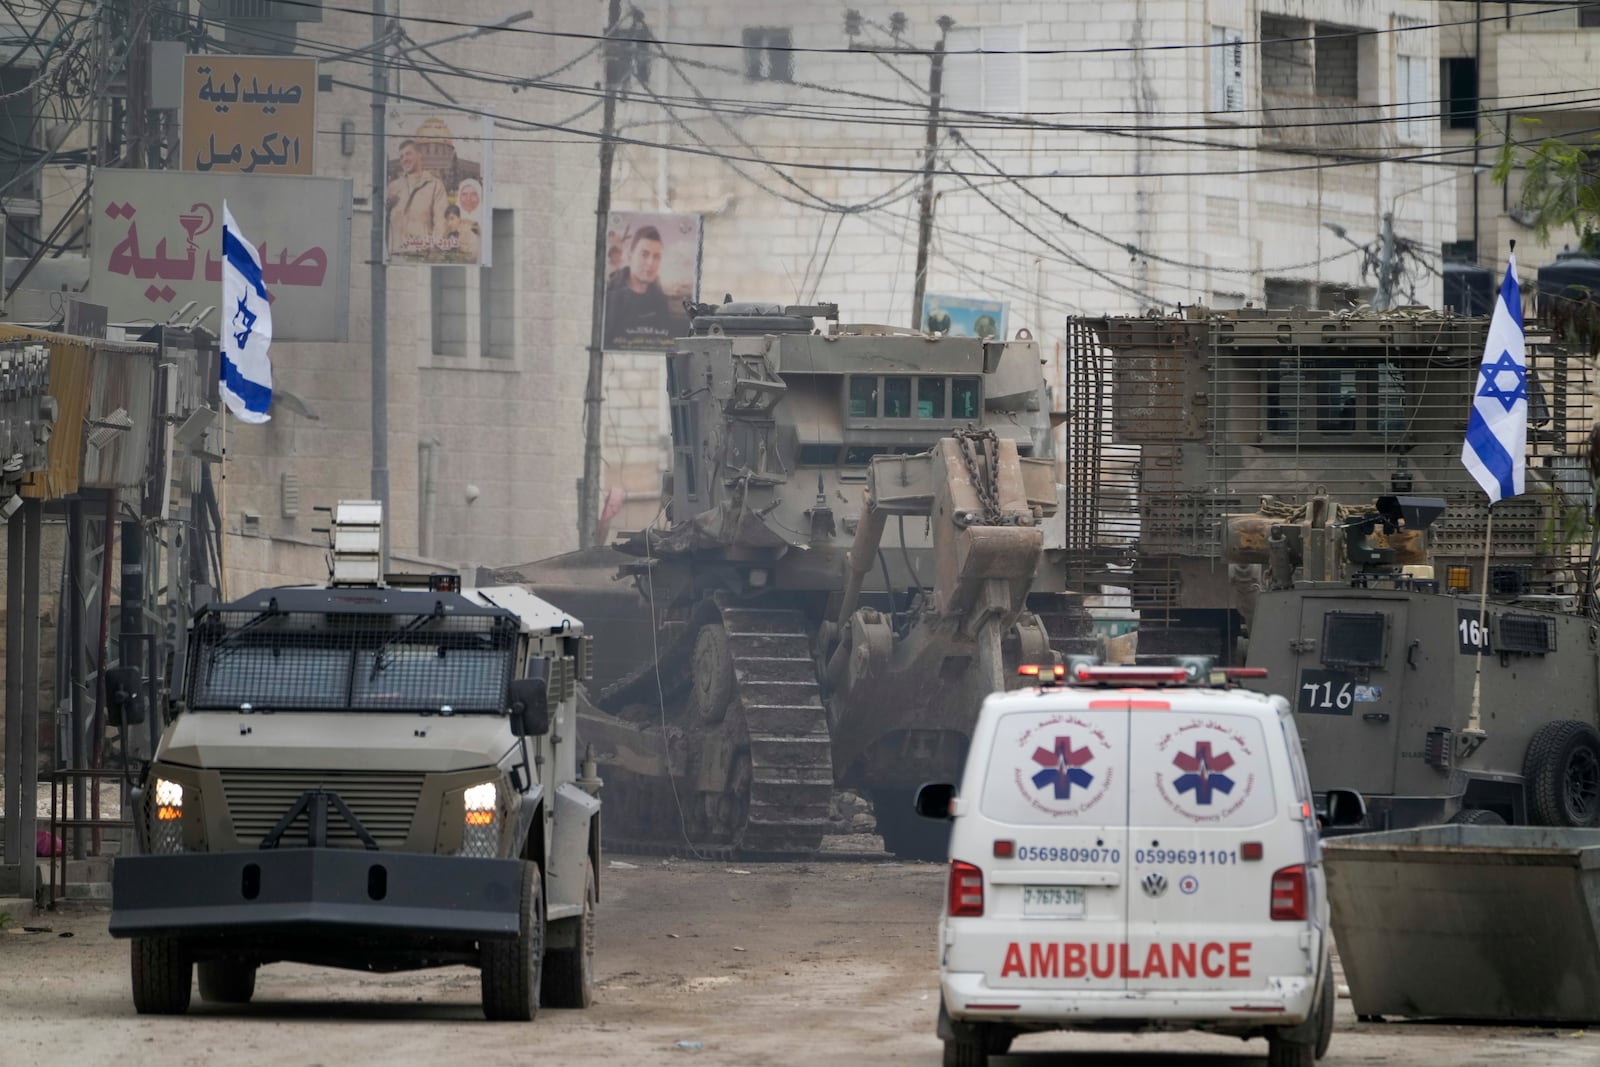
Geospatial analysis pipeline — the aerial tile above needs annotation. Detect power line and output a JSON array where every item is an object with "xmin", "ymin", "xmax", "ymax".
[{"xmin": 235, "ymin": 0, "xmax": 1586, "ymax": 60}]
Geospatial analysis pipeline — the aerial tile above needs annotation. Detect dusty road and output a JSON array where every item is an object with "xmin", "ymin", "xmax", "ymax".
[{"xmin": 1, "ymin": 856, "xmax": 1595, "ymax": 1066}]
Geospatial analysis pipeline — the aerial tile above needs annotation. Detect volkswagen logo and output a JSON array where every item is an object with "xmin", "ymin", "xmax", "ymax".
[{"xmin": 1141, "ymin": 872, "xmax": 1168, "ymax": 898}]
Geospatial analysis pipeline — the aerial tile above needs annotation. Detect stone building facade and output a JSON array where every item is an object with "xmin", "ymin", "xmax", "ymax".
[{"xmin": 213, "ymin": 1, "xmax": 601, "ymax": 589}]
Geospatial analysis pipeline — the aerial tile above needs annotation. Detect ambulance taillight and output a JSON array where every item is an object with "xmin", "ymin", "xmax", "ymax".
[
  {"xmin": 948, "ymin": 860, "xmax": 985, "ymax": 917},
  {"xmin": 1270, "ymin": 864, "xmax": 1307, "ymax": 921}
]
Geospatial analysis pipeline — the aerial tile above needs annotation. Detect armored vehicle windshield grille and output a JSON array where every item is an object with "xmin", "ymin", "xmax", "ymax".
[
  {"xmin": 1498, "ymin": 613, "xmax": 1557, "ymax": 654},
  {"xmin": 1321, "ymin": 611, "xmax": 1387, "ymax": 667},
  {"xmin": 220, "ymin": 769, "xmax": 424, "ymax": 849},
  {"xmin": 188, "ymin": 610, "xmax": 517, "ymax": 713},
  {"xmin": 1063, "ymin": 313, "xmax": 1595, "ymax": 610}
]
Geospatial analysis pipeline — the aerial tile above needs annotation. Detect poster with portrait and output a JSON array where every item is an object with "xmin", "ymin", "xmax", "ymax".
[
  {"xmin": 922, "ymin": 293, "xmax": 1007, "ymax": 340},
  {"xmin": 603, "ymin": 211, "xmax": 702, "ymax": 351},
  {"xmin": 385, "ymin": 111, "xmax": 492, "ymax": 266}
]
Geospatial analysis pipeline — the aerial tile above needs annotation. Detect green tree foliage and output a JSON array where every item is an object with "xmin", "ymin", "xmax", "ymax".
[{"xmin": 1493, "ymin": 119, "xmax": 1600, "ymax": 352}]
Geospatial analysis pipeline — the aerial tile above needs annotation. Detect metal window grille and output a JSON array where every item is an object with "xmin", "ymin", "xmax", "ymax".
[
  {"xmin": 187, "ymin": 610, "xmax": 517, "ymax": 712},
  {"xmin": 1321, "ymin": 612, "xmax": 1388, "ymax": 668},
  {"xmin": 1498, "ymin": 613, "xmax": 1557, "ymax": 654},
  {"xmin": 1062, "ymin": 310, "xmax": 1595, "ymax": 612}
]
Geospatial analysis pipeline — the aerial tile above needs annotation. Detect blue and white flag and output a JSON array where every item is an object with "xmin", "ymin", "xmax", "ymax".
[
  {"xmin": 219, "ymin": 201, "xmax": 273, "ymax": 424},
  {"xmin": 1462, "ymin": 253, "xmax": 1526, "ymax": 503}
]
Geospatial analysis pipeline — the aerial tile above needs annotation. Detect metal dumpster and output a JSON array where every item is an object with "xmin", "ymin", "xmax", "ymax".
[{"xmin": 1324, "ymin": 825, "xmax": 1600, "ymax": 1022}]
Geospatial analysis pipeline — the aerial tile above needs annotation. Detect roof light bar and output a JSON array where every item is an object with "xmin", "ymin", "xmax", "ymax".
[{"xmin": 1071, "ymin": 664, "xmax": 1192, "ymax": 685}]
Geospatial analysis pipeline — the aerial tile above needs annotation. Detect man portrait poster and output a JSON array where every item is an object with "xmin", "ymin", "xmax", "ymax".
[
  {"xmin": 603, "ymin": 212, "xmax": 702, "ymax": 351},
  {"xmin": 385, "ymin": 112, "xmax": 493, "ymax": 266}
]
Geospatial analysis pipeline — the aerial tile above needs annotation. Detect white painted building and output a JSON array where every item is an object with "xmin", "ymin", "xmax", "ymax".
[
  {"xmin": 600, "ymin": 1, "xmax": 1454, "ymax": 520},
  {"xmin": 1440, "ymin": 2, "xmax": 1600, "ymax": 280},
  {"xmin": 197, "ymin": 2, "xmax": 600, "ymax": 590}
]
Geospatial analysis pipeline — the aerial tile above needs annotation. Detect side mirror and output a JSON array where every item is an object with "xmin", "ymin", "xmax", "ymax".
[
  {"xmin": 1320, "ymin": 787, "xmax": 1367, "ymax": 829},
  {"xmin": 914, "ymin": 781, "xmax": 956, "ymax": 820},
  {"xmin": 507, "ymin": 663, "xmax": 550, "ymax": 737},
  {"xmin": 105, "ymin": 666, "xmax": 145, "ymax": 727}
]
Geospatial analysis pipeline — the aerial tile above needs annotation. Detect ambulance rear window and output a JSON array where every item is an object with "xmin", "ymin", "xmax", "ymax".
[
  {"xmin": 978, "ymin": 709, "xmax": 1129, "ymax": 825},
  {"xmin": 1127, "ymin": 709, "xmax": 1280, "ymax": 829}
]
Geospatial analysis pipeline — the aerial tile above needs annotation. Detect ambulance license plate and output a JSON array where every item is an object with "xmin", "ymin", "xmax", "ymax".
[{"xmin": 1022, "ymin": 886, "xmax": 1085, "ymax": 918}]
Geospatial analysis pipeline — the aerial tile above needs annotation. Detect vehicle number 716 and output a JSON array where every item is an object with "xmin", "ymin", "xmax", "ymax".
[{"xmin": 1301, "ymin": 680, "xmax": 1352, "ymax": 710}]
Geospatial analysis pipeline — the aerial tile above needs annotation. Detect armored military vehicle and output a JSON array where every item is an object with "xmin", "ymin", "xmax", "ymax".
[
  {"xmin": 109, "ymin": 502, "xmax": 602, "ymax": 1021},
  {"xmin": 1062, "ymin": 306, "xmax": 1600, "ymax": 829},
  {"xmin": 566, "ymin": 301, "xmax": 1090, "ymax": 859}
]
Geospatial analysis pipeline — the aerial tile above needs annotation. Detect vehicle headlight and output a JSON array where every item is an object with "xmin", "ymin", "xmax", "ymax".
[
  {"xmin": 150, "ymin": 777, "xmax": 186, "ymax": 854},
  {"xmin": 459, "ymin": 781, "xmax": 500, "ymax": 858}
]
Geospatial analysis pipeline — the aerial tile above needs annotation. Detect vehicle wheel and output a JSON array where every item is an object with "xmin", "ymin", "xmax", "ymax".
[
  {"xmin": 541, "ymin": 858, "xmax": 596, "ymax": 1009},
  {"xmin": 197, "ymin": 958, "xmax": 257, "ymax": 1004},
  {"xmin": 1315, "ymin": 953, "xmax": 1334, "ymax": 1060},
  {"xmin": 1524, "ymin": 720, "xmax": 1600, "ymax": 827},
  {"xmin": 1267, "ymin": 1030, "xmax": 1314, "ymax": 1067},
  {"xmin": 872, "ymin": 789, "xmax": 949, "ymax": 862},
  {"xmin": 130, "ymin": 936, "xmax": 192, "ymax": 1015},
  {"xmin": 687, "ymin": 624, "xmax": 734, "ymax": 725},
  {"xmin": 1449, "ymin": 807, "xmax": 1506, "ymax": 826},
  {"xmin": 942, "ymin": 1036, "xmax": 987, "ymax": 1067},
  {"xmin": 481, "ymin": 860, "xmax": 545, "ymax": 1021}
]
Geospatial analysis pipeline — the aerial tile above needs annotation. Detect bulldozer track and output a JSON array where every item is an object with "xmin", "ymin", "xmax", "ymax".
[{"xmin": 720, "ymin": 605, "xmax": 835, "ymax": 855}]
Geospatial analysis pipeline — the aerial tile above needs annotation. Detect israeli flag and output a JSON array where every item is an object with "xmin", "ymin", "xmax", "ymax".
[
  {"xmin": 219, "ymin": 201, "xmax": 273, "ymax": 424},
  {"xmin": 1462, "ymin": 254, "xmax": 1526, "ymax": 503}
]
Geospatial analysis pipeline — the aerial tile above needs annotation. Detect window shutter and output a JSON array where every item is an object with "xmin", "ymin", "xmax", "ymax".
[
  {"xmin": 1211, "ymin": 27, "xmax": 1244, "ymax": 112},
  {"xmin": 942, "ymin": 27, "xmax": 981, "ymax": 112},
  {"xmin": 1408, "ymin": 54, "xmax": 1428, "ymax": 142},
  {"xmin": 1226, "ymin": 31, "xmax": 1245, "ymax": 111},
  {"xmin": 981, "ymin": 26, "xmax": 1024, "ymax": 114}
]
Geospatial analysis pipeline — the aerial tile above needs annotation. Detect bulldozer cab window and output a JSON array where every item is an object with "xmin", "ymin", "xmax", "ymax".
[
  {"xmin": 848, "ymin": 376, "xmax": 878, "ymax": 418},
  {"xmin": 952, "ymin": 377, "xmax": 981, "ymax": 419},
  {"xmin": 884, "ymin": 377, "xmax": 913, "ymax": 417},
  {"xmin": 1317, "ymin": 368, "xmax": 1359, "ymax": 434},
  {"xmin": 919, "ymin": 376, "xmax": 947, "ymax": 418},
  {"xmin": 1265, "ymin": 360, "xmax": 1412, "ymax": 441}
]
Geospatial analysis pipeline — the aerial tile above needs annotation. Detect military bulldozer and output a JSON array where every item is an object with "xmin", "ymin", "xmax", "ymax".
[{"xmin": 549, "ymin": 301, "xmax": 1091, "ymax": 858}]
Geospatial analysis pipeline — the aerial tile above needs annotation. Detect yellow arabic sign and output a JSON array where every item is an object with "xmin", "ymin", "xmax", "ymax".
[{"xmin": 181, "ymin": 55, "xmax": 316, "ymax": 176}]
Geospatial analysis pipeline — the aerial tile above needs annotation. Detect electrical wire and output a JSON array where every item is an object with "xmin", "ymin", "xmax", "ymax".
[{"xmin": 227, "ymin": 0, "xmax": 1591, "ymax": 60}]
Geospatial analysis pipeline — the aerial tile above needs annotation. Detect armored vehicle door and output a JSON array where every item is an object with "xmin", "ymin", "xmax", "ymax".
[{"xmin": 1291, "ymin": 599, "xmax": 1407, "ymax": 797}]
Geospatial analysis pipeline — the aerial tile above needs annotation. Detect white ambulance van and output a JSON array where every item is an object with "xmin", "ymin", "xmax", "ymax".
[{"xmin": 916, "ymin": 660, "xmax": 1364, "ymax": 1067}]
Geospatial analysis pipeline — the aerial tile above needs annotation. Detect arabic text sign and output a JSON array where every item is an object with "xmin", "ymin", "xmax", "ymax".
[
  {"xmin": 183, "ymin": 55, "xmax": 315, "ymax": 176},
  {"xmin": 90, "ymin": 169, "xmax": 352, "ymax": 342}
]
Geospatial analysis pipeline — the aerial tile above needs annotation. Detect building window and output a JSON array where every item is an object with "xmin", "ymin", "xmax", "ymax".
[
  {"xmin": 1396, "ymin": 54, "xmax": 1428, "ymax": 144},
  {"xmin": 1441, "ymin": 57, "xmax": 1478, "ymax": 130},
  {"xmin": 1582, "ymin": 5, "xmax": 1600, "ymax": 29},
  {"xmin": 430, "ymin": 268, "xmax": 468, "ymax": 357},
  {"xmin": 431, "ymin": 209, "xmax": 515, "ymax": 362},
  {"xmin": 1261, "ymin": 15, "xmax": 1311, "ymax": 96},
  {"xmin": 742, "ymin": 27, "xmax": 793, "ymax": 82},
  {"xmin": 1313, "ymin": 25, "xmax": 1359, "ymax": 102},
  {"xmin": 943, "ymin": 25, "xmax": 1025, "ymax": 114},
  {"xmin": 1209, "ymin": 26, "xmax": 1245, "ymax": 114},
  {"xmin": 481, "ymin": 209, "xmax": 515, "ymax": 358}
]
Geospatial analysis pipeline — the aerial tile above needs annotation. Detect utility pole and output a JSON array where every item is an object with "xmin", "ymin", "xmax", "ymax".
[
  {"xmin": 578, "ymin": 0, "xmax": 625, "ymax": 550},
  {"xmin": 910, "ymin": 16, "xmax": 953, "ymax": 331},
  {"xmin": 370, "ymin": 0, "xmax": 391, "ymax": 572},
  {"xmin": 1375, "ymin": 210, "xmax": 1395, "ymax": 311}
]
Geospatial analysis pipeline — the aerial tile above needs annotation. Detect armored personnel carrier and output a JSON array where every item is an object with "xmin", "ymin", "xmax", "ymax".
[
  {"xmin": 554, "ymin": 301, "xmax": 1090, "ymax": 858},
  {"xmin": 110, "ymin": 503, "xmax": 602, "ymax": 1020},
  {"xmin": 1062, "ymin": 306, "xmax": 1600, "ymax": 829}
]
